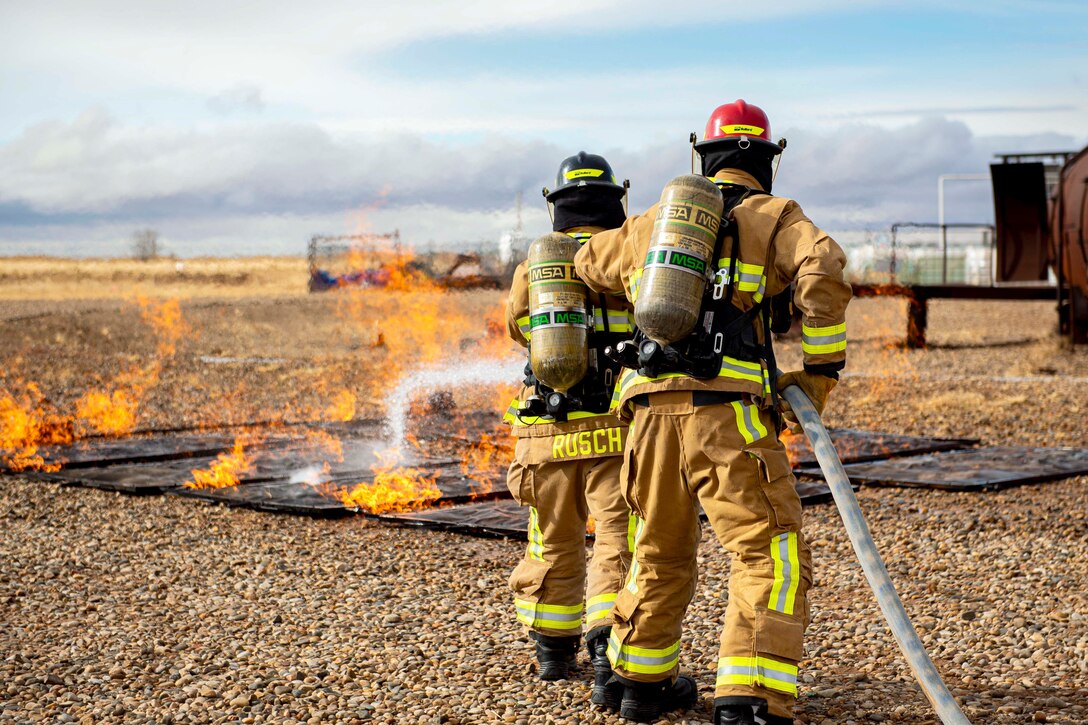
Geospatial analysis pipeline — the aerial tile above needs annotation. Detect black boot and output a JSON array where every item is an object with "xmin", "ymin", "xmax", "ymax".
[
  {"xmin": 714, "ymin": 696, "xmax": 791, "ymax": 725},
  {"xmin": 530, "ymin": 633, "xmax": 579, "ymax": 681},
  {"xmin": 585, "ymin": 632, "xmax": 618, "ymax": 707},
  {"xmin": 618, "ymin": 675, "xmax": 698, "ymax": 723}
]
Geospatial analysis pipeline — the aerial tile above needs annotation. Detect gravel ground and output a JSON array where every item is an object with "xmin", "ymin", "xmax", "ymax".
[{"xmin": 2, "ymin": 292, "xmax": 1088, "ymax": 724}]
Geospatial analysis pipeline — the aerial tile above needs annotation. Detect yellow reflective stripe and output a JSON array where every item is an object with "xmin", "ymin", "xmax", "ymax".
[
  {"xmin": 585, "ymin": 593, "xmax": 617, "ymax": 625},
  {"xmin": 502, "ymin": 397, "xmax": 519, "ymax": 424},
  {"xmin": 593, "ymin": 309, "xmax": 633, "ymax": 332},
  {"xmin": 629, "ymin": 268, "xmax": 643, "ymax": 302},
  {"xmin": 731, "ymin": 401, "xmax": 767, "ymax": 445},
  {"xmin": 515, "ymin": 598, "xmax": 583, "ymax": 630},
  {"xmin": 505, "ymin": 397, "xmax": 614, "ymax": 427},
  {"xmin": 528, "ymin": 508, "xmax": 544, "ymax": 561},
  {"xmin": 607, "ymin": 633, "xmax": 680, "ymax": 675},
  {"xmin": 626, "ymin": 512, "xmax": 638, "ymax": 554},
  {"xmin": 803, "ymin": 322, "xmax": 846, "ymax": 336},
  {"xmin": 802, "ymin": 340, "xmax": 846, "ymax": 355},
  {"xmin": 515, "ymin": 599, "xmax": 583, "ymax": 615},
  {"xmin": 715, "ymin": 656, "xmax": 798, "ymax": 695},
  {"xmin": 768, "ymin": 531, "xmax": 800, "ymax": 616},
  {"xmin": 615, "ymin": 356, "xmax": 764, "ymax": 398},
  {"xmin": 802, "ymin": 321, "xmax": 847, "ymax": 355},
  {"xmin": 625, "ymin": 516, "xmax": 645, "ymax": 594}
]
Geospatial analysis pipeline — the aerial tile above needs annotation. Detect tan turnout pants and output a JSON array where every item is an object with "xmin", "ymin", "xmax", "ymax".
[
  {"xmin": 607, "ymin": 391, "xmax": 812, "ymax": 720},
  {"xmin": 507, "ymin": 435, "xmax": 634, "ymax": 639}
]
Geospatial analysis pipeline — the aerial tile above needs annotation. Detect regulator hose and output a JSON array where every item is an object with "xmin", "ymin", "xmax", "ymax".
[{"xmin": 780, "ymin": 383, "xmax": 971, "ymax": 725}]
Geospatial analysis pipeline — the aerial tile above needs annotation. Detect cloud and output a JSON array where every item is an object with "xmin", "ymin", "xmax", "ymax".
[
  {"xmin": 0, "ymin": 111, "xmax": 1082, "ymax": 257},
  {"xmin": 207, "ymin": 85, "xmax": 265, "ymax": 115}
]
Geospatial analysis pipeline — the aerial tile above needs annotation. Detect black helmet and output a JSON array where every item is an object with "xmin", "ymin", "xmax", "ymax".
[{"xmin": 544, "ymin": 151, "xmax": 627, "ymax": 201}]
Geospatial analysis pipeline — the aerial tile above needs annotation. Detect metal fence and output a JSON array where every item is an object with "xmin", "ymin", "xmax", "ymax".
[{"xmin": 838, "ymin": 224, "xmax": 997, "ymax": 286}]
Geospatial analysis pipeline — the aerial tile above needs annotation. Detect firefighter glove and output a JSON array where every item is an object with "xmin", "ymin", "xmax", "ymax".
[{"xmin": 776, "ymin": 370, "xmax": 837, "ymax": 428}]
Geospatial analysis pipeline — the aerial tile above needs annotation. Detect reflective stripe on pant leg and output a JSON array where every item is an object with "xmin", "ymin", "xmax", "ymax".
[
  {"xmin": 624, "ymin": 515, "xmax": 645, "ymax": 595},
  {"xmin": 527, "ymin": 507, "xmax": 544, "ymax": 561},
  {"xmin": 715, "ymin": 656, "xmax": 798, "ymax": 696},
  {"xmin": 731, "ymin": 400, "xmax": 768, "ymax": 445},
  {"xmin": 515, "ymin": 599, "xmax": 584, "ymax": 630},
  {"xmin": 607, "ymin": 634, "xmax": 681, "ymax": 676},
  {"xmin": 585, "ymin": 592, "xmax": 617, "ymax": 630},
  {"xmin": 768, "ymin": 531, "xmax": 801, "ymax": 616}
]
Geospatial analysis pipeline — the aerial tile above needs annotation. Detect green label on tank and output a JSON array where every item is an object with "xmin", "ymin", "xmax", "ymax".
[
  {"xmin": 667, "ymin": 251, "xmax": 706, "ymax": 274},
  {"xmin": 530, "ymin": 310, "xmax": 587, "ymax": 328},
  {"xmin": 644, "ymin": 248, "xmax": 668, "ymax": 266}
]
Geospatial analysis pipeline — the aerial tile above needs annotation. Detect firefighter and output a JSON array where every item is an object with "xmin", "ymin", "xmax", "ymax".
[
  {"xmin": 502, "ymin": 152, "xmax": 636, "ymax": 702},
  {"xmin": 572, "ymin": 101, "xmax": 851, "ymax": 724}
]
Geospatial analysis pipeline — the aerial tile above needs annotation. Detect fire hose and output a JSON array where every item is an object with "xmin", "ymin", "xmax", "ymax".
[{"xmin": 779, "ymin": 383, "xmax": 971, "ymax": 725}]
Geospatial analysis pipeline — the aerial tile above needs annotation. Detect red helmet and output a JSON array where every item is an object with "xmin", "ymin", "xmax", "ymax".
[{"xmin": 694, "ymin": 99, "xmax": 782, "ymax": 156}]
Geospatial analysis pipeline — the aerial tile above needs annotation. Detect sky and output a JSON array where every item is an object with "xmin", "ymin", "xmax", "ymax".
[{"xmin": 1, "ymin": 1, "xmax": 1086, "ymax": 258}]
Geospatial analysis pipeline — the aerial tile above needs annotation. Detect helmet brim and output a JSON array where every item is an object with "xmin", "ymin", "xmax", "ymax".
[
  {"xmin": 544, "ymin": 180, "xmax": 628, "ymax": 202},
  {"xmin": 694, "ymin": 136, "xmax": 782, "ymax": 156}
]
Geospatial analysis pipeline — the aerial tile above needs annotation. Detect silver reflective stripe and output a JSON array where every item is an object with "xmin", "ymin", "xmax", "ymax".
[
  {"xmin": 516, "ymin": 606, "xmax": 582, "ymax": 623},
  {"xmin": 586, "ymin": 600, "xmax": 614, "ymax": 618},
  {"xmin": 741, "ymin": 402, "xmax": 766, "ymax": 442},
  {"xmin": 721, "ymin": 359, "xmax": 760, "ymax": 377},
  {"xmin": 716, "ymin": 663, "xmax": 797, "ymax": 687},
  {"xmin": 802, "ymin": 331, "xmax": 847, "ymax": 346},
  {"xmin": 774, "ymin": 534, "xmax": 793, "ymax": 612}
]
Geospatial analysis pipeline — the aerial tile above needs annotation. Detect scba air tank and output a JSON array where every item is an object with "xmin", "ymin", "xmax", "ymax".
[
  {"xmin": 634, "ymin": 175, "xmax": 724, "ymax": 345},
  {"xmin": 527, "ymin": 232, "xmax": 589, "ymax": 393}
]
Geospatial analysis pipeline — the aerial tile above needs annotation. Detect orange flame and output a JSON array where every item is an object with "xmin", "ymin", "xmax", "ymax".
[
  {"xmin": 332, "ymin": 448, "xmax": 442, "ymax": 513},
  {"xmin": 324, "ymin": 389, "xmax": 357, "ymax": 423},
  {"xmin": 459, "ymin": 432, "xmax": 510, "ymax": 497},
  {"xmin": 76, "ymin": 297, "xmax": 189, "ymax": 436},
  {"xmin": 0, "ymin": 382, "xmax": 74, "ymax": 472},
  {"xmin": 184, "ymin": 435, "xmax": 256, "ymax": 489}
]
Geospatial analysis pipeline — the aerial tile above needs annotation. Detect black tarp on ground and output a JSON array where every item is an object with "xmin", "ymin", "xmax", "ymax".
[
  {"xmin": 27, "ymin": 432, "xmax": 238, "ymax": 471},
  {"xmin": 830, "ymin": 446, "xmax": 1088, "ymax": 491},
  {"xmin": 379, "ymin": 479, "xmax": 836, "ymax": 540},
  {"xmin": 168, "ymin": 481, "xmax": 352, "ymax": 517},
  {"xmin": 783, "ymin": 428, "xmax": 976, "ymax": 469}
]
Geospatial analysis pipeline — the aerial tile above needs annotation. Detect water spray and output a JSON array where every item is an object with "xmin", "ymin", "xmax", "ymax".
[
  {"xmin": 780, "ymin": 382, "xmax": 971, "ymax": 725},
  {"xmin": 384, "ymin": 357, "xmax": 523, "ymax": 448}
]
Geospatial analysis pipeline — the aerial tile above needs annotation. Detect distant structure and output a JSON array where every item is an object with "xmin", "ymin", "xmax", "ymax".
[{"xmin": 498, "ymin": 191, "xmax": 530, "ymax": 276}]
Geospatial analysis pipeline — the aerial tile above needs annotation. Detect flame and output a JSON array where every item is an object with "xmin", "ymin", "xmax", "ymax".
[
  {"xmin": 76, "ymin": 297, "xmax": 189, "ymax": 436},
  {"xmin": 136, "ymin": 295, "xmax": 188, "ymax": 357},
  {"xmin": 586, "ymin": 515, "xmax": 596, "ymax": 535},
  {"xmin": 331, "ymin": 447, "xmax": 442, "ymax": 513},
  {"xmin": 75, "ymin": 386, "xmax": 139, "ymax": 436},
  {"xmin": 459, "ymin": 432, "xmax": 509, "ymax": 497},
  {"xmin": 0, "ymin": 382, "xmax": 74, "ymax": 472},
  {"xmin": 184, "ymin": 435, "xmax": 256, "ymax": 489},
  {"xmin": 323, "ymin": 389, "xmax": 357, "ymax": 422}
]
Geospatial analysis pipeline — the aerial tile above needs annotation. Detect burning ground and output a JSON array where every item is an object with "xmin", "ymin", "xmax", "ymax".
[{"xmin": 1, "ymin": 266, "xmax": 1087, "ymax": 723}]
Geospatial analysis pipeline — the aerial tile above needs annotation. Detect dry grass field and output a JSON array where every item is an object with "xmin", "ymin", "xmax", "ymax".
[{"xmin": 1, "ymin": 257, "xmax": 1086, "ymax": 724}]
